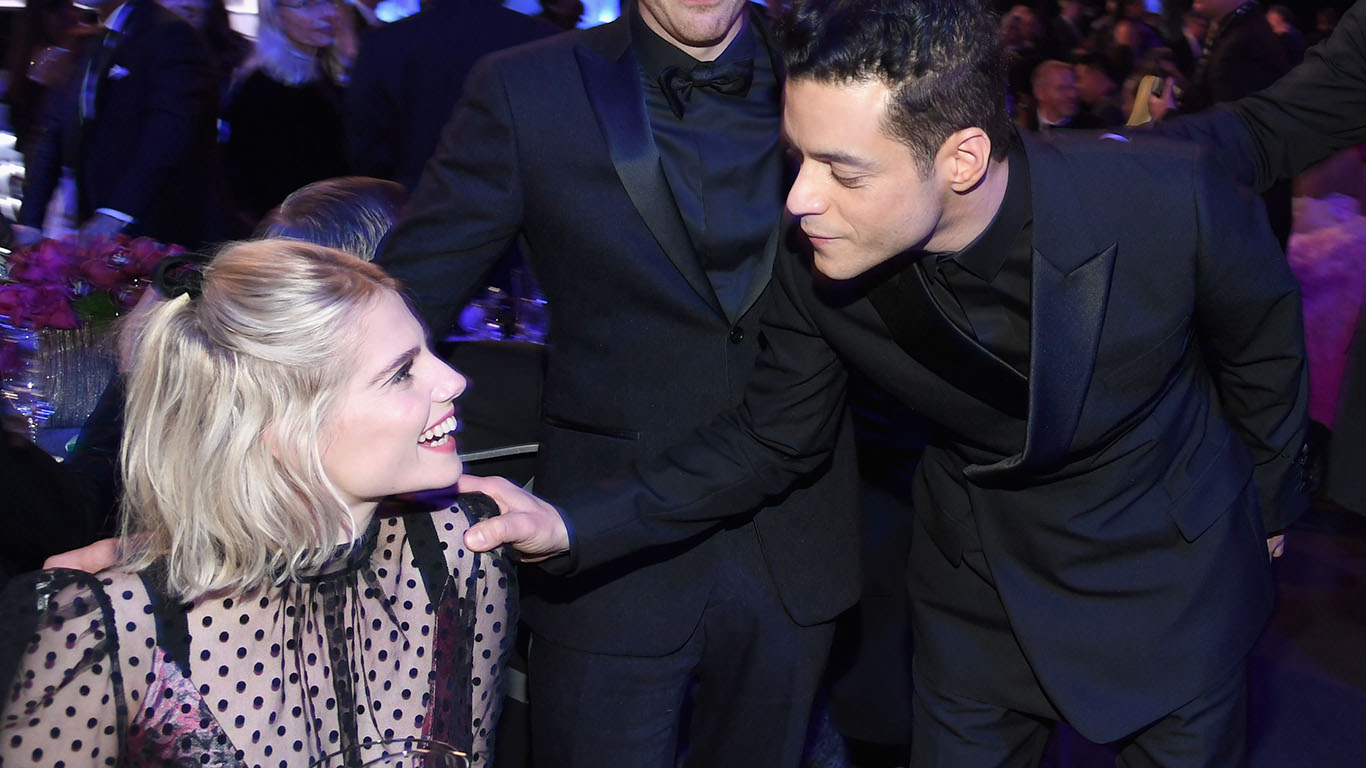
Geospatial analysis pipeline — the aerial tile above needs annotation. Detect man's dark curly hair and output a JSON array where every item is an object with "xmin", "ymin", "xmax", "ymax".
[{"xmin": 778, "ymin": 0, "xmax": 1012, "ymax": 175}]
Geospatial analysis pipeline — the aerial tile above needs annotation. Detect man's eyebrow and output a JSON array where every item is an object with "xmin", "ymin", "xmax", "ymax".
[
  {"xmin": 807, "ymin": 150, "xmax": 877, "ymax": 170},
  {"xmin": 780, "ymin": 131, "xmax": 878, "ymax": 169},
  {"xmin": 371, "ymin": 347, "xmax": 419, "ymax": 386}
]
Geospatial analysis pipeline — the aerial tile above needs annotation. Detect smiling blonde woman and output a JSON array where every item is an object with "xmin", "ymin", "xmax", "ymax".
[{"xmin": 0, "ymin": 240, "xmax": 514, "ymax": 767}]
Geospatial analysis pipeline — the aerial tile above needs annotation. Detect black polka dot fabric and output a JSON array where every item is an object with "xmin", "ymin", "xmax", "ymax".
[{"xmin": 0, "ymin": 495, "xmax": 514, "ymax": 767}]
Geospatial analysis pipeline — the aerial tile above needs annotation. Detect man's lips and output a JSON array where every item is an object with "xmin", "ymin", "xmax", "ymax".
[
  {"xmin": 801, "ymin": 224, "xmax": 837, "ymax": 241},
  {"xmin": 803, "ymin": 231, "xmax": 838, "ymax": 247}
]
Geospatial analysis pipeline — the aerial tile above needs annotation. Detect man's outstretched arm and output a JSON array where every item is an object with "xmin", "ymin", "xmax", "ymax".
[
  {"xmin": 462, "ymin": 245, "xmax": 851, "ymax": 572},
  {"xmin": 1158, "ymin": 0, "xmax": 1366, "ymax": 192}
]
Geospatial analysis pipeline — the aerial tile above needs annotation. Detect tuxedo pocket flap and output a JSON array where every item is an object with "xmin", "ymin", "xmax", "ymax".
[
  {"xmin": 1163, "ymin": 431, "xmax": 1253, "ymax": 542},
  {"xmin": 1103, "ymin": 321, "xmax": 1191, "ymax": 387},
  {"xmin": 543, "ymin": 415, "xmax": 640, "ymax": 441}
]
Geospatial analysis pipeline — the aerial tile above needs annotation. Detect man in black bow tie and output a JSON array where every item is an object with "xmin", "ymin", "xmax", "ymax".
[
  {"xmin": 377, "ymin": 1, "xmax": 860, "ymax": 766},
  {"xmin": 461, "ymin": 0, "xmax": 1310, "ymax": 764}
]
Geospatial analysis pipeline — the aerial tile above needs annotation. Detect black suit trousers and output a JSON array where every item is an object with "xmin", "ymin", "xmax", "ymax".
[
  {"xmin": 911, "ymin": 658, "xmax": 1248, "ymax": 768},
  {"xmin": 526, "ymin": 526, "xmax": 833, "ymax": 768}
]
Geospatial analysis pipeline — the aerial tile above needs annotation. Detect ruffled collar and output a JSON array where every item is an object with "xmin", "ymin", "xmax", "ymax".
[{"xmin": 297, "ymin": 512, "xmax": 382, "ymax": 583}]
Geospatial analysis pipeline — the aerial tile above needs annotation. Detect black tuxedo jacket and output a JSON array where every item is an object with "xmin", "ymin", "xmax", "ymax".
[
  {"xmin": 377, "ymin": 5, "xmax": 860, "ymax": 656},
  {"xmin": 345, "ymin": 0, "xmax": 557, "ymax": 190},
  {"xmin": 20, "ymin": 0, "xmax": 219, "ymax": 247},
  {"xmin": 563, "ymin": 133, "xmax": 1308, "ymax": 741}
]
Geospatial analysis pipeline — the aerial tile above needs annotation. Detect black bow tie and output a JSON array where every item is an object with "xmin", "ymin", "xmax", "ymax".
[{"xmin": 659, "ymin": 58, "xmax": 755, "ymax": 118}]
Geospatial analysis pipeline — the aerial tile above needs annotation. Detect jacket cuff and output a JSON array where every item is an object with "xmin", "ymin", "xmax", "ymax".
[
  {"xmin": 536, "ymin": 504, "xmax": 579, "ymax": 576},
  {"xmin": 1255, "ymin": 442, "xmax": 1313, "ymax": 533},
  {"xmin": 94, "ymin": 208, "xmax": 135, "ymax": 225}
]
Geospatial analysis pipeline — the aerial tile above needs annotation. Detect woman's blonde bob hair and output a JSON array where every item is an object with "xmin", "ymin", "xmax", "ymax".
[{"xmin": 119, "ymin": 239, "xmax": 398, "ymax": 601}]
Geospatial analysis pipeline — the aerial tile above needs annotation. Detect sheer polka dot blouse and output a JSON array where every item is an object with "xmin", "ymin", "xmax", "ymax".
[{"xmin": 0, "ymin": 494, "xmax": 515, "ymax": 767}]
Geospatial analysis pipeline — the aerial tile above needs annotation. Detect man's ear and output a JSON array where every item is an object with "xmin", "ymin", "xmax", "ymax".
[{"xmin": 939, "ymin": 127, "xmax": 994, "ymax": 193}]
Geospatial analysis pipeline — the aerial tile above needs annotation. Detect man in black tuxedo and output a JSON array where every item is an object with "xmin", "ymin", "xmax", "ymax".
[
  {"xmin": 376, "ymin": 1, "xmax": 859, "ymax": 766},
  {"xmin": 16, "ymin": 0, "xmax": 219, "ymax": 248},
  {"xmin": 463, "ymin": 0, "xmax": 1310, "ymax": 764},
  {"xmin": 345, "ymin": 0, "xmax": 558, "ymax": 191}
]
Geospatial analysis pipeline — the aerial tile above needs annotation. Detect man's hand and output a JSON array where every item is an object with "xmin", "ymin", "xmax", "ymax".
[
  {"xmin": 459, "ymin": 475, "xmax": 570, "ymax": 562},
  {"xmin": 1267, "ymin": 533, "xmax": 1286, "ymax": 560},
  {"xmin": 79, "ymin": 212, "xmax": 127, "ymax": 243},
  {"xmin": 44, "ymin": 537, "xmax": 119, "ymax": 572}
]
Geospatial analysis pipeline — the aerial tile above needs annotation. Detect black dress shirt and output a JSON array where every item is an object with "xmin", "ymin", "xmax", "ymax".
[
  {"xmin": 632, "ymin": 11, "xmax": 783, "ymax": 321},
  {"xmin": 879, "ymin": 139, "xmax": 1034, "ymax": 564},
  {"xmin": 925, "ymin": 138, "xmax": 1033, "ymax": 380}
]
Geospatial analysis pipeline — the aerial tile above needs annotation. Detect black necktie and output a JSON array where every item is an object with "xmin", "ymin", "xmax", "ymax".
[{"xmin": 659, "ymin": 58, "xmax": 754, "ymax": 119}]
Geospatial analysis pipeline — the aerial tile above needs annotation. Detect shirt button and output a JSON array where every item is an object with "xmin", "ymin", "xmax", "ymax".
[{"xmin": 729, "ymin": 326, "xmax": 745, "ymax": 344}]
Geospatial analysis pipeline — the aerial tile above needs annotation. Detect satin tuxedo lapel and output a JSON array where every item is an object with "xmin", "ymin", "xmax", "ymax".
[
  {"xmin": 967, "ymin": 137, "xmax": 1116, "ymax": 481},
  {"xmin": 575, "ymin": 6, "xmax": 782, "ymax": 324},
  {"xmin": 88, "ymin": 36, "xmax": 121, "ymax": 116},
  {"xmin": 732, "ymin": 219, "xmax": 780, "ymax": 324},
  {"xmin": 97, "ymin": 0, "xmax": 153, "ymax": 86},
  {"xmin": 869, "ymin": 262, "xmax": 1027, "ymax": 418},
  {"xmin": 88, "ymin": 1, "xmax": 157, "ymax": 128},
  {"xmin": 84, "ymin": 6, "xmax": 135, "ymax": 124},
  {"xmin": 575, "ymin": 19, "xmax": 725, "ymax": 318},
  {"xmin": 729, "ymin": 8, "xmax": 786, "ymax": 323}
]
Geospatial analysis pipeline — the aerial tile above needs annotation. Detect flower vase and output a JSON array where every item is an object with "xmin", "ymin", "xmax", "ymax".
[
  {"xmin": 0, "ymin": 320, "xmax": 54, "ymax": 441},
  {"xmin": 35, "ymin": 323, "xmax": 117, "ymax": 429}
]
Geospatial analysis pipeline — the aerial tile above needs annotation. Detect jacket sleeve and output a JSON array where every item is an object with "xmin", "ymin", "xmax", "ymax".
[
  {"xmin": 1160, "ymin": 2, "xmax": 1366, "ymax": 193},
  {"xmin": 1191, "ymin": 147, "xmax": 1310, "ymax": 533},
  {"xmin": 1232, "ymin": 1, "xmax": 1366, "ymax": 190},
  {"xmin": 375, "ymin": 57, "xmax": 526, "ymax": 337},
  {"xmin": 555, "ymin": 240, "xmax": 849, "ymax": 574}
]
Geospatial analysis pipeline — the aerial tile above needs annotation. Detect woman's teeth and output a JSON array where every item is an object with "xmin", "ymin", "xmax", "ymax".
[{"xmin": 420, "ymin": 414, "xmax": 458, "ymax": 444}]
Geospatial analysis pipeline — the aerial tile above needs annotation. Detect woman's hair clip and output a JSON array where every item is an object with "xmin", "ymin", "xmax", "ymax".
[{"xmin": 153, "ymin": 253, "xmax": 209, "ymax": 300}]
